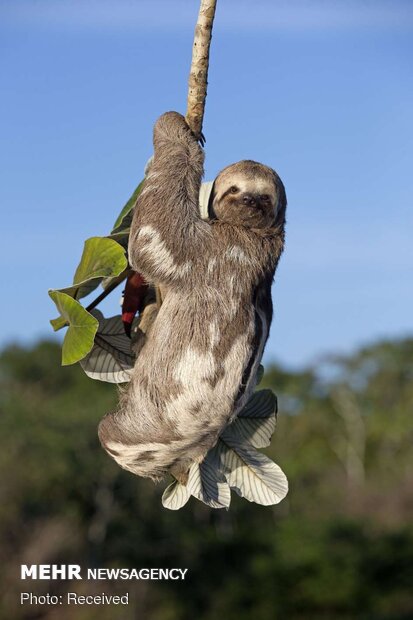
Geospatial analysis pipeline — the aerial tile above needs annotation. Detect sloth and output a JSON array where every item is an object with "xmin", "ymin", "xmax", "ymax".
[{"xmin": 98, "ymin": 111, "xmax": 287, "ymax": 483}]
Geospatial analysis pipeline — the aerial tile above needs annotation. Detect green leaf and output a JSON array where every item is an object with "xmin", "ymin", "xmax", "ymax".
[
  {"xmin": 69, "ymin": 236, "xmax": 128, "ymax": 300},
  {"xmin": 50, "ymin": 237, "xmax": 128, "ymax": 331},
  {"xmin": 107, "ymin": 229, "xmax": 130, "ymax": 251},
  {"xmin": 48, "ymin": 291, "xmax": 99, "ymax": 366},
  {"xmin": 111, "ymin": 181, "xmax": 144, "ymax": 233},
  {"xmin": 50, "ymin": 315, "xmax": 68, "ymax": 331},
  {"xmin": 102, "ymin": 231, "xmax": 131, "ymax": 291}
]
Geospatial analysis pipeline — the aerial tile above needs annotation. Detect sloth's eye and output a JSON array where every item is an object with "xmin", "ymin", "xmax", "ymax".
[
  {"xmin": 229, "ymin": 186, "xmax": 239, "ymax": 194},
  {"xmin": 260, "ymin": 194, "xmax": 270, "ymax": 202}
]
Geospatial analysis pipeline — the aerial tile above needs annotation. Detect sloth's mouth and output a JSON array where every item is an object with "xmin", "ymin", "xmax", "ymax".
[{"xmin": 252, "ymin": 205, "xmax": 265, "ymax": 217}]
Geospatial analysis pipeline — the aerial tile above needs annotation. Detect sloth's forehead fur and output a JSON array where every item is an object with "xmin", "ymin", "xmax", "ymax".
[{"xmin": 214, "ymin": 160, "xmax": 278, "ymax": 200}]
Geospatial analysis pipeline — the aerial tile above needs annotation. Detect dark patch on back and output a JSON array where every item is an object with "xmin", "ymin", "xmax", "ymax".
[
  {"xmin": 206, "ymin": 363, "xmax": 226, "ymax": 388},
  {"xmin": 189, "ymin": 401, "xmax": 203, "ymax": 416},
  {"xmin": 134, "ymin": 450, "xmax": 156, "ymax": 463}
]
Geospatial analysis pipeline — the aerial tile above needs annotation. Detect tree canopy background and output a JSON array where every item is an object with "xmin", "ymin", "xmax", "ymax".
[{"xmin": 1, "ymin": 337, "xmax": 412, "ymax": 619}]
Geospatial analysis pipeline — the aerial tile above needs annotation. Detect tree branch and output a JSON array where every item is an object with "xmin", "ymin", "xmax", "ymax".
[
  {"xmin": 85, "ymin": 269, "xmax": 131, "ymax": 313},
  {"xmin": 185, "ymin": 0, "xmax": 218, "ymax": 138}
]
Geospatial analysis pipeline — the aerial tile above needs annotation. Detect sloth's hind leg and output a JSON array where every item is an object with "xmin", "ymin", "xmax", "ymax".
[
  {"xmin": 98, "ymin": 410, "xmax": 214, "ymax": 484},
  {"xmin": 98, "ymin": 412, "xmax": 168, "ymax": 481}
]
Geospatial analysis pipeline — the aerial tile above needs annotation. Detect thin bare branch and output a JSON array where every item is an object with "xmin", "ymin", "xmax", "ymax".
[{"xmin": 186, "ymin": 0, "xmax": 218, "ymax": 138}]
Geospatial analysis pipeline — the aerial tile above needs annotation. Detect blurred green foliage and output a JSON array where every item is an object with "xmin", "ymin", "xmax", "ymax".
[{"xmin": 1, "ymin": 338, "xmax": 412, "ymax": 619}]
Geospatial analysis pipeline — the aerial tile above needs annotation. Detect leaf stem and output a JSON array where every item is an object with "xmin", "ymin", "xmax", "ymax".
[{"xmin": 86, "ymin": 269, "xmax": 131, "ymax": 313}]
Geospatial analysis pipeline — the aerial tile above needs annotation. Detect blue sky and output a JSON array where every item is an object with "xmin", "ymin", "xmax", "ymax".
[{"xmin": 1, "ymin": 0, "xmax": 412, "ymax": 368}]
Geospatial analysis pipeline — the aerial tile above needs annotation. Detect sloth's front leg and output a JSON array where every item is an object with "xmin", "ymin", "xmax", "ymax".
[{"xmin": 131, "ymin": 297, "xmax": 159, "ymax": 357}]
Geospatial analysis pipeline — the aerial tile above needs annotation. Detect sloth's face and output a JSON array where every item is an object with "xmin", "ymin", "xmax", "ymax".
[{"xmin": 211, "ymin": 160, "xmax": 285, "ymax": 229}]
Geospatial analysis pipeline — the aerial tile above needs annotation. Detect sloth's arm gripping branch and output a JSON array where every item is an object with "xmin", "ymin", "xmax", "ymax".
[{"xmin": 129, "ymin": 112, "xmax": 211, "ymax": 286}]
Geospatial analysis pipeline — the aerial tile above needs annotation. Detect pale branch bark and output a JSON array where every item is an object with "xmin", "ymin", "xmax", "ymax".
[
  {"xmin": 185, "ymin": 0, "xmax": 218, "ymax": 138},
  {"xmin": 156, "ymin": 0, "xmax": 217, "ymax": 307}
]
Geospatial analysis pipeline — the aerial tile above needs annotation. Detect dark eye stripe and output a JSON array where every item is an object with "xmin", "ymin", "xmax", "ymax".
[{"xmin": 220, "ymin": 186, "xmax": 239, "ymax": 201}]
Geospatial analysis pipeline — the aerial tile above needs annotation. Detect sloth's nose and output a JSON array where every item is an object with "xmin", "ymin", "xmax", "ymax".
[{"xmin": 242, "ymin": 193, "xmax": 257, "ymax": 206}]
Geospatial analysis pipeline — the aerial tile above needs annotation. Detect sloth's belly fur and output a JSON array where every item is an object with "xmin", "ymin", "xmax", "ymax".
[{"xmin": 99, "ymin": 292, "xmax": 264, "ymax": 480}]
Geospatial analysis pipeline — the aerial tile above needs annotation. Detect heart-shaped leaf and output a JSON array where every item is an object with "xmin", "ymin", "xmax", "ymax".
[
  {"xmin": 67, "ymin": 236, "xmax": 128, "ymax": 300},
  {"xmin": 48, "ymin": 291, "xmax": 99, "ymax": 366},
  {"xmin": 50, "ymin": 237, "xmax": 128, "ymax": 331}
]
